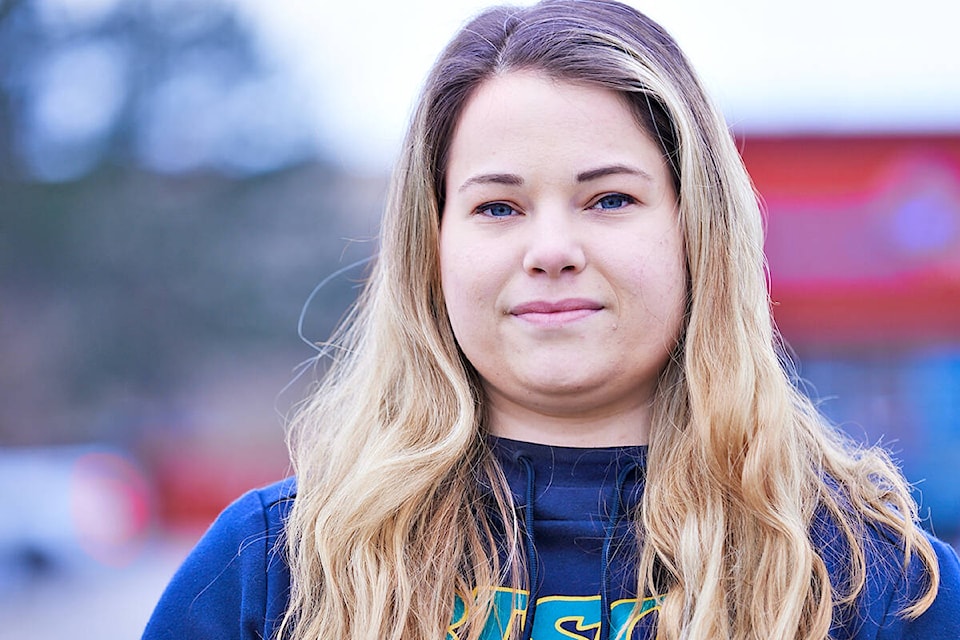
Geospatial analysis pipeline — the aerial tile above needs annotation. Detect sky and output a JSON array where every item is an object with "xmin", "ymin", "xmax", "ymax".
[
  {"xmin": 18, "ymin": 0, "xmax": 960, "ymax": 177},
  {"xmin": 232, "ymin": 0, "xmax": 960, "ymax": 172}
]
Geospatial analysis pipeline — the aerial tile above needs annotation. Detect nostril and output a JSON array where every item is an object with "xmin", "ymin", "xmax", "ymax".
[{"xmin": 522, "ymin": 229, "xmax": 587, "ymax": 276}]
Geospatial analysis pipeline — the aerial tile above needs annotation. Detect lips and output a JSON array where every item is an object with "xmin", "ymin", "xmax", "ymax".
[{"xmin": 509, "ymin": 298, "xmax": 603, "ymax": 326}]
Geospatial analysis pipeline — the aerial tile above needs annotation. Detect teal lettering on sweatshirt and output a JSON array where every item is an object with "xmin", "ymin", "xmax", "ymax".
[{"xmin": 448, "ymin": 589, "xmax": 660, "ymax": 640}]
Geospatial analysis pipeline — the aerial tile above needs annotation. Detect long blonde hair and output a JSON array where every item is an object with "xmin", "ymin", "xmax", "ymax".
[{"xmin": 280, "ymin": 1, "xmax": 939, "ymax": 638}]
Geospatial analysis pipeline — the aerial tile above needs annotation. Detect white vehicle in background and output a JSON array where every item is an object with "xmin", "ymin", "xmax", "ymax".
[{"xmin": 0, "ymin": 445, "xmax": 152, "ymax": 591}]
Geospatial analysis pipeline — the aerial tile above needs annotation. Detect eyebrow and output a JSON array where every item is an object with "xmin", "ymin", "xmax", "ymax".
[
  {"xmin": 457, "ymin": 164, "xmax": 653, "ymax": 193},
  {"xmin": 576, "ymin": 164, "xmax": 653, "ymax": 183},
  {"xmin": 457, "ymin": 173, "xmax": 523, "ymax": 193}
]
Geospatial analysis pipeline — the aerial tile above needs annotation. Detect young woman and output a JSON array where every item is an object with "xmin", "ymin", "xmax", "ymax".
[{"xmin": 143, "ymin": 1, "xmax": 960, "ymax": 638}]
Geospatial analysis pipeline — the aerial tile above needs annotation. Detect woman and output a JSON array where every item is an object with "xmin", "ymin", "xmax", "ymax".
[{"xmin": 143, "ymin": 1, "xmax": 960, "ymax": 639}]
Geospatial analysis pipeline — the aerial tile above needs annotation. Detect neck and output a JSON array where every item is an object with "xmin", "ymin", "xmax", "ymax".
[{"xmin": 484, "ymin": 392, "xmax": 652, "ymax": 447}]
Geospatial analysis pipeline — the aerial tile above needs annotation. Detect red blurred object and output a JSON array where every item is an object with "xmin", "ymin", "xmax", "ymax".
[
  {"xmin": 741, "ymin": 135, "xmax": 960, "ymax": 346},
  {"xmin": 148, "ymin": 443, "xmax": 287, "ymax": 529},
  {"xmin": 70, "ymin": 451, "xmax": 152, "ymax": 567}
]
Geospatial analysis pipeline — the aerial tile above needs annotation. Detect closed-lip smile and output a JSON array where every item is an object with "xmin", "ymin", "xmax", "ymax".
[{"xmin": 509, "ymin": 298, "xmax": 604, "ymax": 326}]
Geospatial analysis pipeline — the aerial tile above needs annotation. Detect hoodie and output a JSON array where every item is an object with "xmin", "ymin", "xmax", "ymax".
[{"xmin": 142, "ymin": 437, "xmax": 960, "ymax": 639}]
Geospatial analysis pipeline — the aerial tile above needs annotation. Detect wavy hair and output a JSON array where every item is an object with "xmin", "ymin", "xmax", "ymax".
[{"xmin": 280, "ymin": 1, "xmax": 939, "ymax": 638}]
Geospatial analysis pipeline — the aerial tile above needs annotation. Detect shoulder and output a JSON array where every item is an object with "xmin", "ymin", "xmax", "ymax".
[
  {"xmin": 225, "ymin": 477, "xmax": 297, "ymax": 534},
  {"xmin": 142, "ymin": 478, "xmax": 297, "ymax": 640},
  {"xmin": 181, "ymin": 477, "xmax": 296, "ymax": 581},
  {"xmin": 873, "ymin": 530, "xmax": 960, "ymax": 639},
  {"xmin": 814, "ymin": 508, "xmax": 960, "ymax": 639}
]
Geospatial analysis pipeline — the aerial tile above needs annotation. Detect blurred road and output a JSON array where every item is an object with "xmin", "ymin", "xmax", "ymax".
[{"xmin": 0, "ymin": 531, "xmax": 195, "ymax": 640}]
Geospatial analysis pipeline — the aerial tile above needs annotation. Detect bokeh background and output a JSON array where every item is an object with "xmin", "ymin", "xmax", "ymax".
[{"xmin": 1, "ymin": 0, "xmax": 958, "ymax": 637}]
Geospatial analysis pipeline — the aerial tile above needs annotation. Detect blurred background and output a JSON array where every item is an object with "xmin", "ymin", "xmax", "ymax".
[{"xmin": 0, "ymin": 0, "xmax": 957, "ymax": 637}]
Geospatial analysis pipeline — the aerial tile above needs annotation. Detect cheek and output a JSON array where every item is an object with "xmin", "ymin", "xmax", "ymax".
[
  {"xmin": 439, "ymin": 225, "xmax": 506, "ymax": 309},
  {"xmin": 658, "ymin": 238, "xmax": 689, "ymax": 334},
  {"xmin": 624, "ymin": 231, "xmax": 687, "ymax": 323},
  {"xmin": 439, "ymin": 269, "xmax": 488, "ymax": 375},
  {"xmin": 439, "ymin": 234, "xmax": 481, "ymax": 338},
  {"xmin": 441, "ymin": 261, "xmax": 493, "ymax": 334}
]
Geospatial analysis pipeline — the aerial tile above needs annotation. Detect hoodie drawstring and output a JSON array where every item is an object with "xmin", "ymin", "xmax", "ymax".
[
  {"xmin": 599, "ymin": 460, "xmax": 641, "ymax": 640},
  {"xmin": 513, "ymin": 451, "xmax": 643, "ymax": 640},
  {"xmin": 516, "ymin": 454, "xmax": 539, "ymax": 640}
]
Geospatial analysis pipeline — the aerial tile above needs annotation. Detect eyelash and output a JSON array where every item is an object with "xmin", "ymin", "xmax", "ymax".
[
  {"xmin": 590, "ymin": 193, "xmax": 636, "ymax": 210},
  {"xmin": 474, "ymin": 193, "xmax": 636, "ymax": 218},
  {"xmin": 475, "ymin": 202, "xmax": 519, "ymax": 217}
]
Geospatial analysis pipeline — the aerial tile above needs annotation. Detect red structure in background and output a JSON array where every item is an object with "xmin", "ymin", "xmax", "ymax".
[
  {"xmin": 741, "ymin": 135, "xmax": 960, "ymax": 347},
  {"xmin": 151, "ymin": 136, "xmax": 960, "ymax": 531}
]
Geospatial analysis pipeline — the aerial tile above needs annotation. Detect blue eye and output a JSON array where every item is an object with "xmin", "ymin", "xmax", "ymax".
[
  {"xmin": 477, "ymin": 202, "xmax": 518, "ymax": 217},
  {"xmin": 593, "ymin": 194, "xmax": 635, "ymax": 210}
]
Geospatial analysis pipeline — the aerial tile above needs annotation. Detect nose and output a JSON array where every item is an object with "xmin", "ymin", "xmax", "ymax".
[{"xmin": 522, "ymin": 212, "xmax": 586, "ymax": 277}]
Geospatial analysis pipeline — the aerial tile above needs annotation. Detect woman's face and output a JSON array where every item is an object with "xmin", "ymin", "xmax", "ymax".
[{"xmin": 439, "ymin": 71, "xmax": 686, "ymax": 445}]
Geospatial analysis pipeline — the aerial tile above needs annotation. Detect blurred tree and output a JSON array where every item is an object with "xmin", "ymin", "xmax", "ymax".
[
  {"xmin": 0, "ymin": 0, "xmax": 316, "ymax": 181},
  {"xmin": 0, "ymin": 0, "xmax": 384, "ymax": 447}
]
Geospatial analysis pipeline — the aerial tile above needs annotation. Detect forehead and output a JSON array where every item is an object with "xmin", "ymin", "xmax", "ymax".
[
  {"xmin": 445, "ymin": 71, "xmax": 669, "ymax": 190},
  {"xmin": 456, "ymin": 71, "xmax": 642, "ymax": 137}
]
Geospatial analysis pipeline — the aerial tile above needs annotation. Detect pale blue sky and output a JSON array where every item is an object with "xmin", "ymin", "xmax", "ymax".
[
  {"xmin": 28, "ymin": 0, "xmax": 960, "ymax": 174},
  {"xmin": 233, "ymin": 0, "xmax": 960, "ymax": 171}
]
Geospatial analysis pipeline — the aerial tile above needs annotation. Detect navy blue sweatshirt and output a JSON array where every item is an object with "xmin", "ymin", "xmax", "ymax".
[{"xmin": 143, "ymin": 438, "xmax": 960, "ymax": 639}]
